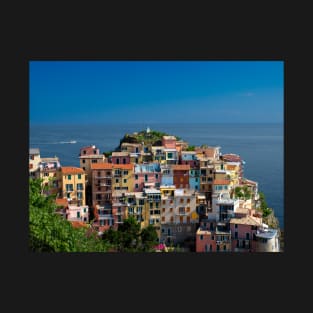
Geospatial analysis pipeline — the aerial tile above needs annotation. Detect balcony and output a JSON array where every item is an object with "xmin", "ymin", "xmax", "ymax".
[{"xmin": 98, "ymin": 214, "xmax": 114, "ymax": 220}]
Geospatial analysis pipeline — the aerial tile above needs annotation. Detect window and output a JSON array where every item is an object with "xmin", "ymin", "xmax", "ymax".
[
  {"xmin": 167, "ymin": 152, "xmax": 173, "ymax": 159},
  {"xmin": 115, "ymin": 179, "xmax": 119, "ymax": 183},
  {"xmin": 83, "ymin": 208, "xmax": 86, "ymax": 213},
  {"xmin": 77, "ymin": 192, "xmax": 83, "ymax": 199},
  {"xmin": 82, "ymin": 159, "xmax": 86, "ymax": 164},
  {"xmin": 155, "ymin": 174, "xmax": 158, "ymax": 179},
  {"xmin": 116, "ymin": 158, "xmax": 120, "ymax": 164},
  {"xmin": 186, "ymin": 207, "xmax": 190, "ymax": 212},
  {"xmin": 154, "ymin": 210, "xmax": 160, "ymax": 215},
  {"xmin": 162, "ymin": 217, "xmax": 165, "ymax": 222},
  {"xmin": 187, "ymin": 216, "xmax": 190, "ymax": 223},
  {"xmin": 211, "ymin": 235, "xmax": 214, "ymax": 240},
  {"xmin": 91, "ymin": 159, "xmax": 97, "ymax": 163},
  {"xmin": 123, "ymin": 179, "xmax": 127, "ymax": 183},
  {"xmin": 180, "ymin": 198, "xmax": 184, "ymax": 203},
  {"xmin": 77, "ymin": 212, "xmax": 80, "ymax": 218},
  {"xmin": 187, "ymin": 198, "xmax": 190, "ymax": 203},
  {"xmin": 170, "ymin": 217, "xmax": 174, "ymax": 222},
  {"xmin": 170, "ymin": 208, "xmax": 173, "ymax": 212},
  {"xmin": 162, "ymin": 208, "xmax": 165, "ymax": 213},
  {"xmin": 82, "ymin": 167, "xmax": 85, "ymax": 171},
  {"xmin": 144, "ymin": 174, "xmax": 148, "ymax": 182},
  {"xmin": 77, "ymin": 183, "xmax": 83, "ymax": 190},
  {"xmin": 135, "ymin": 184, "xmax": 139, "ymax": 189},
  {"xmin": 123, "ymin": 158, "xmax": 126, "ymax": 164},
  {"xmin": 163, "ymin": 200, "xmax": 166, "ymax": 205},
  {"xmin": 200, "ymin": 235, "xmax": 203, "ymax": 240},
  {"xmin": 135, "ymin": 174, "xmax": 138, "ymax": 180},
  {"xmin": 246, "ymin": 233, "xmax": 250, "ymax": 240},
  {"xmin": 44, "ymin": 172, "xmax": 49, "ymax": 177},
  {"xmin": 179, "ymin": 216, "xmax": 183, "ymax": 223},
  {"xmin": 235, "ymin": 224, "xmax": 238, "ymax": 229},
  {"xmin": 83, "ymin": 150, "xmax": 86, "ymax": 155},
  {"xmin": 235, "ymin": 231, "xmax": 238, "ymax": 239},
  {"xmin": 67, "ymin": 175, "xmax": 71, "ymax": 180},
  {"xmin": 223, "ymin": 245, "xmax": 226, "ymax": 251},
  {"xmin": 66, "ymin": 184, "xmax": 73, "ymax": 192},
  {"xmin": 123, "ymin": 171, "xmax": 128, "ymax": 175}
]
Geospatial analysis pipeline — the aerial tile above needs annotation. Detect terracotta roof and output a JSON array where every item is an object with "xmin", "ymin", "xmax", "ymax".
[
  {"xmin": 61, "ymin": 167, "xmax": 85, "ymax": 174},
  {"xmin": 222, "ymin": 154, "xmax": 241, "ymax": 162},
  {"xmin": 55, "ymin": 198, "xmax": 68, "ymax": 207},
  {"xmin": 172, "ymin": 164, "xmax": 190, "ymax": 171},
  {"xmin": 213, "ymin": 179, "xmax": 230, "ymax": 185},
  {"xmin": 91, "ymin": 163, "xmax": 113, "ymax": 170},
  {"xmin": 230, "ymin": 216, "xmax": 262, "ymax": 226}
]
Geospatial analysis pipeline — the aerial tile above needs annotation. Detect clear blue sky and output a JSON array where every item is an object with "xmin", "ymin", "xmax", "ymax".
[{"xmin": 29, "ymin": 60, "xmax": 284, "ymax": 124}]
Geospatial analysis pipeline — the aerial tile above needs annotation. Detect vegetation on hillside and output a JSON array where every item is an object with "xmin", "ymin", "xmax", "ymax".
[
  {"xmin": 29, "ymin": 178, "xmax": 111, "ymax": 252},
  {"xmin": 117, "ymin": 129, "xmax": 181, "ymax": 150},
  {"xmin": 29, "ymin": 178, "xmax": 159, "ymax": 252},
  {"xmin": 102, "ymin": 217, "xmax": 158, "ymax": 252}
]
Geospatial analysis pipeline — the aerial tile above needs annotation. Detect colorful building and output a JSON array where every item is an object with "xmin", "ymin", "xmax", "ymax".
[
  {"xmin": 58, "ymin": 167, "xmax": 86, "ymax": 206},
  {"xmin": 173, "ymin": 164, "xmax": 190, "ymax": 189},
  {"xmin": 79, "ymin": 145, "xmax": 106, "ymax": 184},
  {"xmin": 134, "ymin": 163, "xmax": 161, "ymax": 192}
]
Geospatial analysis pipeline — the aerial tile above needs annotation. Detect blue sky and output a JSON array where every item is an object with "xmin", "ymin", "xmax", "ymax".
[{"xmin": 29, "ymin": 60, "xmax": 284, "ymax": 124}]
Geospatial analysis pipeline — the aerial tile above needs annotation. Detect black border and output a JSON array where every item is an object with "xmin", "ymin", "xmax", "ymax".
[{"xmin": 5, "ymin": 4, "xmax": 303, "ymax": 307}]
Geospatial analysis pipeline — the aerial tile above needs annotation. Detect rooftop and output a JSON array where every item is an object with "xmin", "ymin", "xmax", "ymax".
[
  {"xmin": 163, "ymin": 136, "xmax": 176, "ymax": 140},
  {"xmin": 230, "ymin": 215, "xmax": 262, "ymax": 226},
  {"xmin": 112, "ymin": 152, "xmax": 130, "ymax": 157},
  {"xmin": 61, "ymin": 167, "xmax": 85, "ymax": 174}
]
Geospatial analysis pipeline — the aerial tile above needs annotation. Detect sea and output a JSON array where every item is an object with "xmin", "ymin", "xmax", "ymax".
[{"xmin": 29, "ymin": 123, "xmax": 284, "ymax": 229}]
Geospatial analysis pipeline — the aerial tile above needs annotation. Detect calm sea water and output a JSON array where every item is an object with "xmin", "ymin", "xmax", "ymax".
[{"xmin": 29, "ymin": 123, "xmax": 284, "ymax": 229}]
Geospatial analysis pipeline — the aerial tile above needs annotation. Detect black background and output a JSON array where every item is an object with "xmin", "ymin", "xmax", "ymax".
[{"xmin": 2, "ymin": 1, "xmax": 309, "ymax": 311}]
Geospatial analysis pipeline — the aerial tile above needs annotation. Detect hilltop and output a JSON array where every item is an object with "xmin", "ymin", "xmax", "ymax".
[{"xmin": 116, "ymin": 128, "xmax": 181, "ymax": 150}]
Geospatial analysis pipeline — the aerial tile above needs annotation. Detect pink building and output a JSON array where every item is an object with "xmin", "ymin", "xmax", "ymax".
[
  {"xmin": 111, "ymin": 152, "xmax": 131, "ymax": 165},
  {"xmin": 196, "ymin": 229, "xmax": 217, "ymax": 252},
  {"xmin": 134, "ymin": 163, "xmax": 162, "ymax": 192},
  {"xmin": 229, "ymin": 216, "xmax": 262, "ymax": 252},
  {"xmin": 196, "ymin": 219, "xmax": 231, "ymax": 252},
  {"xmin": 66, "ymin": 204, "xmax": 89, "ymax": 224},
  {"xmin": 162, "ymin": 136, "xmax": 177, "ymax": 149}
]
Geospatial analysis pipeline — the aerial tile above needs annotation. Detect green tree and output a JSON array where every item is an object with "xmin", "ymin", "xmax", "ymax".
[
  {"xmin": 186, "ymin": 145, "xmax": 195, "ymax": 151},
  {"xmin": 117, "ymin": 216, "xmax": 141, "ymax": 252},
  {"xmin": 29, "ymin": 178, "xmax": 111, "ymax": 252},
  {"xmin": 258, "ymin": 192, "xmax": 272, "ymax": 217},
  {"xmin": 140, "ymin": 225, "xmax": 158, "ymax": 252}
]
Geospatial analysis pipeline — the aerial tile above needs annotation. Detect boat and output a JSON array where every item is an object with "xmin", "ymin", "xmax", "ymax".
[{"xmin": 69, "ymin": 140, "xmax": 77, "ymax": 144}]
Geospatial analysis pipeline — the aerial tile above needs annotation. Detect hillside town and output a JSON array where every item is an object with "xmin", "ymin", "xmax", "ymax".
[{"xmin": 29, "ymin": 127, "xmax": 280, "ymax": 252}]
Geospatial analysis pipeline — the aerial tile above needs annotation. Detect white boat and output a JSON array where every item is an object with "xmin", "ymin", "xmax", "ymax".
[{"xmin": 69, "ymin": 140, "xmax": 77, "ymax": 144}]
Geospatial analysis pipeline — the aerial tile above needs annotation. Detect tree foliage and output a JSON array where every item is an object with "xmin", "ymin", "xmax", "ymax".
[
  {"xmin": 29, "ymin": 178, "xmax": 111, "ymax": 252},
  {"xmin": 102, "ymin": 217, "xmax": 159, "ymax": 252}
]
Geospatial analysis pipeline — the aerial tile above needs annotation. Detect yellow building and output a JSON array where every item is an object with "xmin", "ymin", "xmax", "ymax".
[
  {"xmin": 58, "ymin": 167, "xmax": 86, "ymax": 206},
  {"xmin": 111, "ymin": 164, "xmax": 134, "ymax": 192}
]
